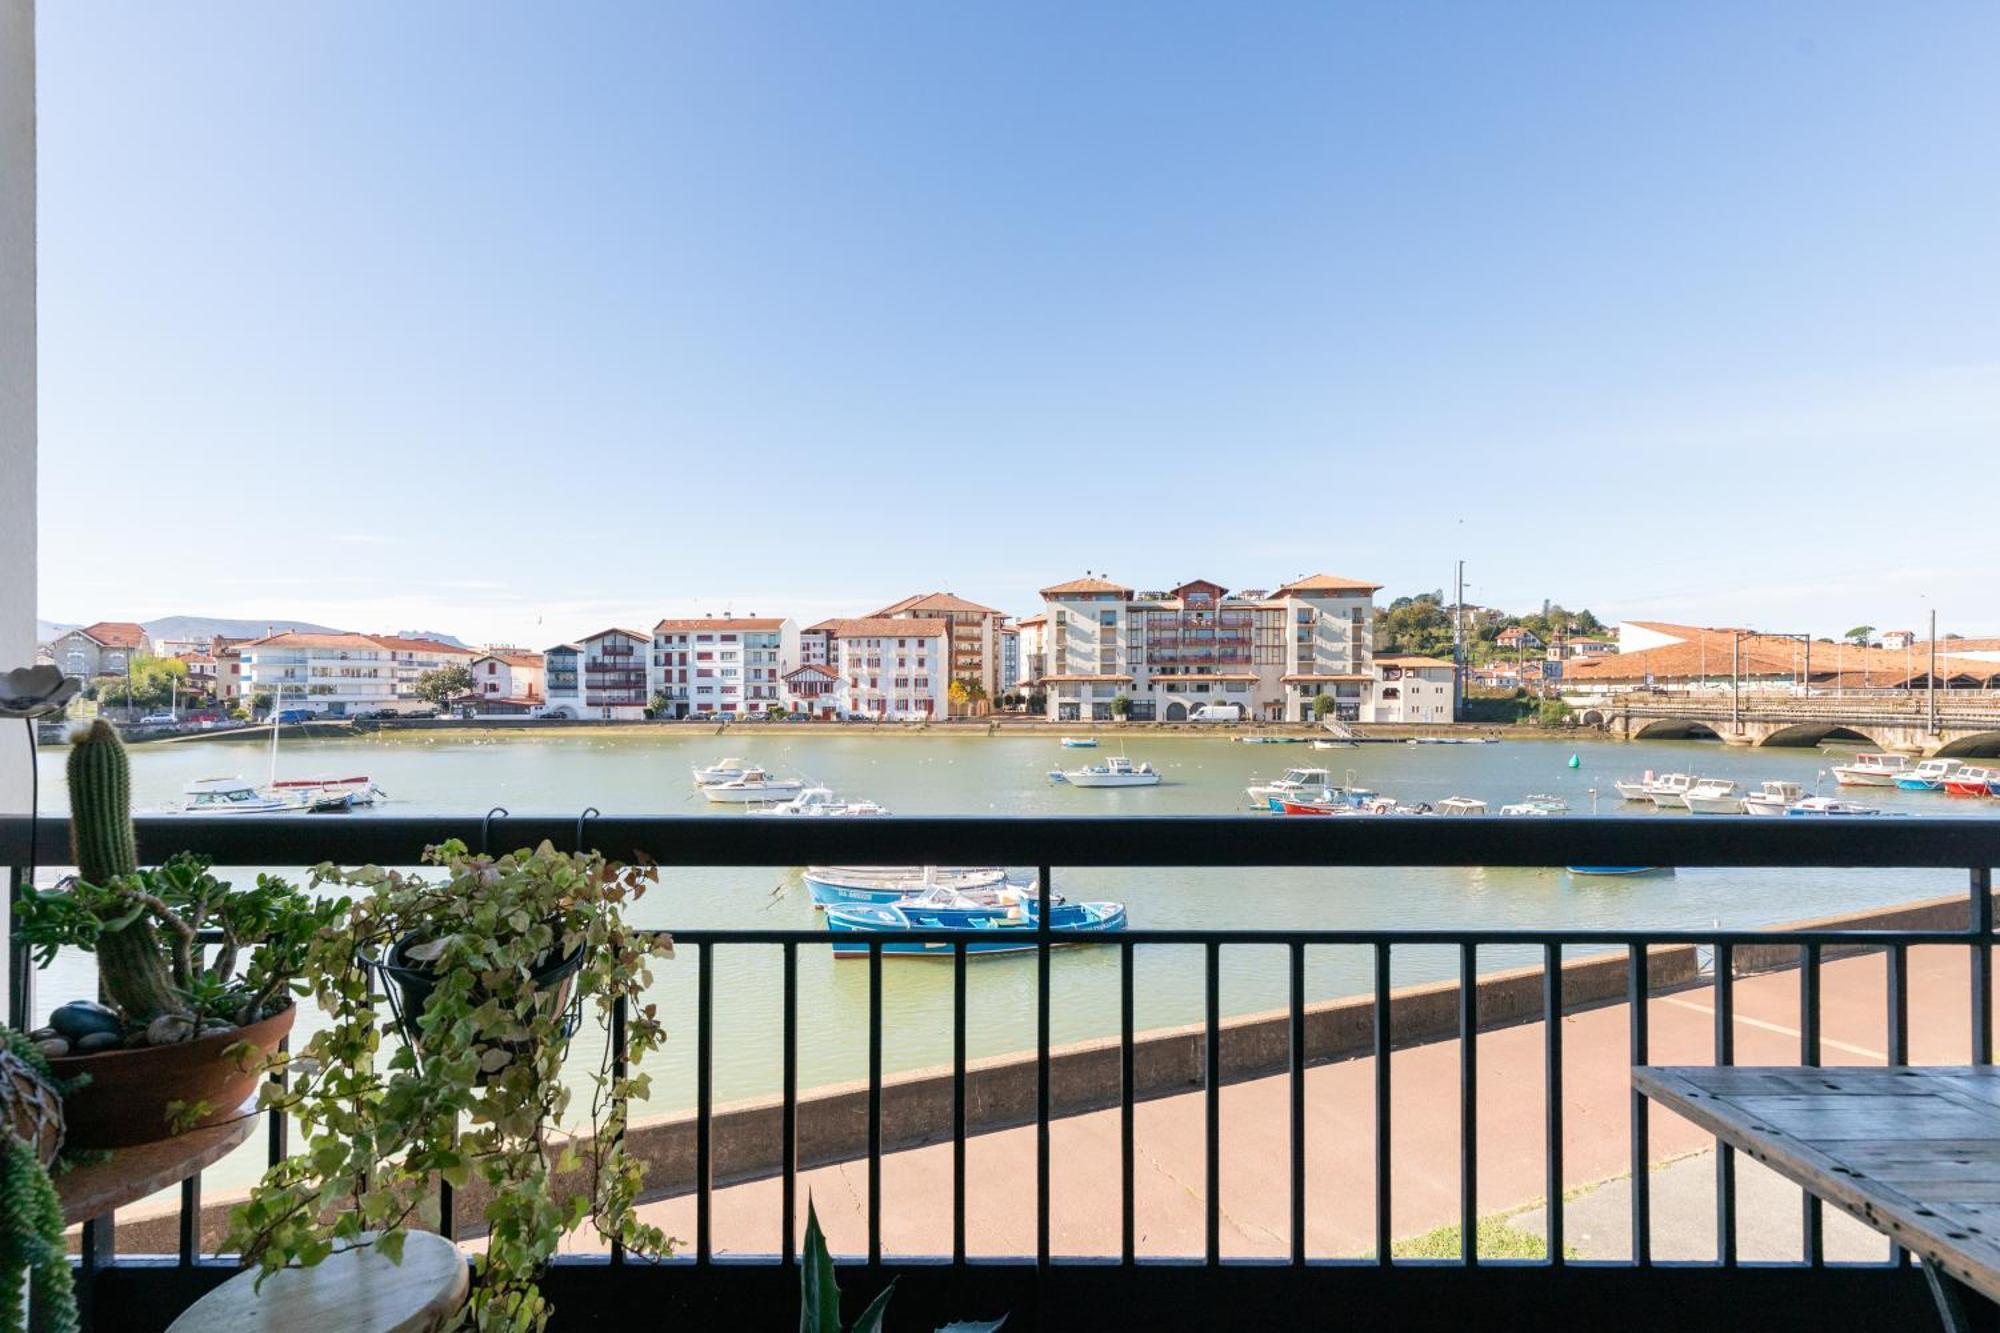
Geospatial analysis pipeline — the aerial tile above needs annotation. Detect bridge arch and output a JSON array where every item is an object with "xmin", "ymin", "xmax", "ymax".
[
  {"xmin": 1631, "ymin": 719, "xmax": 1724, "ymax": 742},
  {"xmin": 1579, "ymin": 708, "xmax": 1606, "ymax": 728},
  {"xmin": 1935, "ymin": 730, "xmax": 2000, "ymax": 759},
  {"xmin": 1758, "ymin": 723, "xmax": 1882, "ymax": 750}
]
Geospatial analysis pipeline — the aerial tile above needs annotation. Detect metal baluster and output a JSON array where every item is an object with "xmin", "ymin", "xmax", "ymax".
[
  {"xmin": 179, "ymin": 1174, "xmax": 202, "ymax": 1267},
  {"xmin": 1974, "ymin": 867, "xmax": 1993, "ymax": 1066},
  {"xmin": 1543, "ymin": 943, "xmax": 1564, "ymax": 1266},
  {"xmin": 1801, "ymin": 943, "xmax": 1823, "ymax": 1267},
  {"xmin": 697, "ymin": 941, "xmax": 713, "ymax": 1263},
  {"xmin": 1036, "ymin": 865, "xmax": 1052, "ymax": 1270},
  {"xmin": 1888, "ymin": 942, "xmax": 1909, "ymax": 1267},
  {"xmin": 782, "ymin": 942, "xmax": 798, "ymax": 1265},
  {"xmin": 868, "ymin": 938, "xmax": 882, "ymax": 1266},
  {"xmin": 1715, "ymin": 941, "xmax": 1736, "ymax": 1267},
  {"xmin": 1120, "ymin": 937, "xmax": 1135, "ymax": 1266},
  {"xmin": 1460, "ymin": 942, "xmax": 1477, "ymax": 1265},
  {"xmin": 1375, "ymin": 940, "xmax": 1392, "ymax": 1265},
  {"xmin": 1205, "ymin": 939, "xmax": 1221, "ymax": 1266},
  {"xmin": 1629, "ymin": 944, "xmax": 1650, "ymax": 1267},
  {"xmin": 952, "ymin": 940, "xmax": 967, "ymax": 1265},
  {"xmin": 1289, "ymin": 941, "xmax": 1306, "ymax": 1266},
  {"xmin": 7, "ymin": 863, "xmax": 29, "ymax": 1032}
]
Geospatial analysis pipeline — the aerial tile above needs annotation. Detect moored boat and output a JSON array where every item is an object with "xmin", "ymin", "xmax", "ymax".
[
  {"xmin": 749, "ymin": 787, "xmax": 889, "ymax": 818},
  {"xmin": 691, "ymin": 756, "xmax": 752, "ymax": 786},
  {"xmin": 269, "ymin": 775, "xmax": 387, "ymax": 806},
  {"xmin": 1641, "ymin": 773, "xmax": 1697, "ymax": 805},
  {"xmin": 1679, "ymin": 779, "xmax": 1742, "ymax": 814},
  {"xmin": 700, "ymin": 767, "xmax": 805, "ymax": 803},
  {"xmin": 1060, "ymin": 736, "xmax": 1098, "ymax": 748},
  {"xmin": 1740, "ymin": 780, "xmax": 1806, "ymax": 816},
  {"xmin": 181, "ymin": 777, "xmax": 347, "ymax": 814},
  {"xmin": 1785, "ymin": 796, "xmax": 1882, "ymax": 817},
  {"xmin": 1245, "ymin": 767, "xmax": 1334, "ymax": 807},
  {"xmin": 1275, "ymin": 792, "xmax": 1360, "ymax": 816},
  {"xmin": 1943, "ymin": 767, "xmax": 1997, "ymax": 798},
  {"xmin": 802, "ymin": 865, "xmax": 1010, "ymax": 909},
  {"xmin": 1566, "ymin": 865, "xmax": 1670, "ymax": 876},
  {"xmin": 1829, "ymin": 753, "xmax": 1910, "ymax": 787},
  {"xmin": 1896, "ymin": 759, "xmax": 1963, "ymax": 792},
  {"xmin": 1052, "ymin": 755, "xmax": 1161, "ymax": 788},
  {"xmin": 1612, "ymin": 776, "xmax": 1656, "ymax": 802},
  {"xmin": 1436, "ymin": 796, "xmax": 1487, "ymax": 816},
  {"xmin": 823, "ymin": 884, "xmax": 1127, "ymax": 957}
]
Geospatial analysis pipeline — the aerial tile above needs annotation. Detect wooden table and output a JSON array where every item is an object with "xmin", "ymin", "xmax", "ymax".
[
  {"xmin": 55, "ymin": 1105, "xmax": 258, "ymax": 1225},
  {"xmin": 1635, "ymin": 1066, "xmax": 2000, "ymax": 1332}
]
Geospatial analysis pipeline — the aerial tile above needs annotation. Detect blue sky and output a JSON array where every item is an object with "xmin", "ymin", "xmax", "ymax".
[{"xmin": 35, "ymin": 2, "xmax": 2000, "ymax": 645}]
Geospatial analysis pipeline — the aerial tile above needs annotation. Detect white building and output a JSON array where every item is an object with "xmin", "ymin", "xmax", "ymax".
[
  {"xmin": 869, "ymin": 593, "xmax": 1007, "ymax": 712},
  {"xmin": 467, "ymin": 651, "xmax": 545, "ymax": 714},
  {"xmin": 1035, "ymin": 573, "xmax": 1381, "ymax": 723},
  {"xmin": 539, "ymin": 643, "xmax": 583, "ymax": 717},
  {"xmin": 822, "ymin": 617, "xmax": 949, "ymax": 720},
  {"xmin": 373, "ymin": 636, "xmax": 478, "ymax": 701},
  {"xmin": 1000, "ymin": 625, "xmax": 1020, "ymax": 694},
  {"xmin": 1371, "ymin": 655, "xmax": 1456, "ymax": 723},
  {"xmin": 580, "ymin": 628, "xmax": 650, "ymax": 720},
  {"xmin": 781, "ymin": 663, "xmax": 840, "ymax": 718},
  {"xmin": 239, "ymin": 632, "xmax": 399, "ymax": 715},
  {"xmin": 650, "ymin": 616, "xmax": 798, "ymax": 719}
]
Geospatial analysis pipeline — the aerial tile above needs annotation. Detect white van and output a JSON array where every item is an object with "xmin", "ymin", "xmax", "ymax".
[{"xmin": 1189, "ymin": 703, "xmax": 1244, "ymax": 723}]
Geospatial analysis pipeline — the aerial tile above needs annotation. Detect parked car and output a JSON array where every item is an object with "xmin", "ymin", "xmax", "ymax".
[
  {"xmin": 272, "ymin": 708, "xmax": 311, "ymax": 724},
  {"xmin": 137, "ymin": 712, "xmax": 177, "ymax": 726}
]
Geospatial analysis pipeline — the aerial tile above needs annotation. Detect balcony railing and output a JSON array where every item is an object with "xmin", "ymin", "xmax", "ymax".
[{"xmin": 5, "ymin": 814, "xmax": 1995, "ymax": 1331}]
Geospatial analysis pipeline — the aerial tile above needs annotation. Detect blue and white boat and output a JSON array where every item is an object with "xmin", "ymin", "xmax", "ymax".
[
  {"xmin": 1896, "ymin": 759, "xmax": 1963, "ymax": 792},
  {"xmin": 1784, "ymin": 796, "xmax": 1884, "ymax": 817},
  {"xmin": 824, "ymin": 884, "xmax": 1127, "ymax": 957},
  {"xmin": 1060, "ymin": 736, "xmax": 1098, "ymax": 748},
  {"xmin": 1566, "ymin": 866, "xmax": 1672, "ymax": 876},
  {"xmin": 802, "ymin": 864, "xmax": 1009, "ymax": 909}
]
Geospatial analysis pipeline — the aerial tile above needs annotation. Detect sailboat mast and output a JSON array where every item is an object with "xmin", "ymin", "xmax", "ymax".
[{"xmin": 269, "ymin": 681, "xmax": 283, "ymax": 787}]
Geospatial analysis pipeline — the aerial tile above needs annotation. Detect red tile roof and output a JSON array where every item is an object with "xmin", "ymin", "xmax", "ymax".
[
  {"xmin": 243, "ymin": 631, "xmax": 387, "ymax": 651},
  {"xmin": 784, "ymin": 663, "xmax": 839, "ymax": 679},
  {"xmin": 1272, "ymin": 573, "xmax": 1382, "ymax": 595},
  {"xmin": 1282, "ymin": 672, "xmax": 1376, "ymax": 683},
  {"xmin": 652, "ymin": 617, "xmax": 788, "ymax": 632},
  {"xmin": 76, "ymin": 621, "xmax": 149, "ymax": 649},
  {"xmin": 474, "ymin": 652, "xmax": 544, "ymax": 669},
  {"xmin": 870, "ymin": 592, "xmax": 1003, "ymax": 617},
  {"xmin": 372, "ymin": 636, "xmax": 476, "ymax": 656},
  {"xmin": 1039, "ymin": 576, "xmax": 1134, "ymax": 597},
  {"xmin": 1037, "ymin": 673, "xmax": 1134, "ymax": 683},
  {"xmin": 580, "ymin": 627, "xmax": 650, "ymax": 644},
  {"xmin": 1375, "ymin": 655, "xmax": 1456, "ymax": 670},
  {"xmin": 822, "ymin": 617, "xmax": 950, "ymax": 638}
]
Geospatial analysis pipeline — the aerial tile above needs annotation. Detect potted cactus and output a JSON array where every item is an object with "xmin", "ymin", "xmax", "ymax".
[{"xmin": 14, "ymin": 721, "xmax": 338, "ymax": 1148}]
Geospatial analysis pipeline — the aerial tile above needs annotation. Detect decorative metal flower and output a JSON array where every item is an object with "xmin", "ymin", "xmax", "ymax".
[{"xmin": 0, "ymin": 665, "xmax": 82, "ymax": 719}]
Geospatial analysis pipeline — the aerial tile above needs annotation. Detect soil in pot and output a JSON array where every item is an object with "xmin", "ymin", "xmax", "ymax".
[{"xmin": 47, "ymin": 1003, "xmax": 296, "ymax": 1150}]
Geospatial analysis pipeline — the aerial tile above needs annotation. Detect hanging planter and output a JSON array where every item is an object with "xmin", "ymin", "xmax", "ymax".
[{"xmin": 371, "ymin": 930, "xmax": 585, "ymax": 1075}]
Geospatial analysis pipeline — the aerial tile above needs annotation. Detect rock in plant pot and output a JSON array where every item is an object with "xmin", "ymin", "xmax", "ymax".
[{"xmin": 45, "ymin": 1002, "xmax": 295, "ymax": 1149}]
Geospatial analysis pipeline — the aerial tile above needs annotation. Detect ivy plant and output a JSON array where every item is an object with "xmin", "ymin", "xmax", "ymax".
[{"xmin": 226, "ymin": 840, "xmax": 673, "ymax": 1331}]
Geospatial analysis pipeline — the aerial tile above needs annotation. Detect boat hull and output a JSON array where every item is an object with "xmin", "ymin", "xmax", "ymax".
[
  {"xmin": 1062, "ymin": 773, "xmax": 1160, "ymax": 788},
  {"xmin": 803, "ymin": 866, "xmax": 1009, "ymax": 909},
  {"xmin": 702, "ymin": 783, "xmax": 804, "ymax": 803},
  {"xmin": 824, "ymin": 900, "xmax": 1126, "ymax": 957}
]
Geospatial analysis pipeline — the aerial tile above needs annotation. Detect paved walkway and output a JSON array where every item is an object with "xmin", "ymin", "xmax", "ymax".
[{"xmin": 617, "ymin": 943, "xmax": 1980, "ymax": 1260}]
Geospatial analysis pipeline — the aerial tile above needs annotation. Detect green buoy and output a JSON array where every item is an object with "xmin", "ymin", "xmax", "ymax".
[{"xmin": 1568, "ymin": 753, "xmax": 1580, "ymax": 769}]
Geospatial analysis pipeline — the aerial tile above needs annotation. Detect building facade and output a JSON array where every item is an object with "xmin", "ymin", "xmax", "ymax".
[
  {"xmin": 649, "ymin": 616, "xmax": 798, "ymax": 719},
  {"xmin": 869, "ymin": 593, "xmax": 1006, "ymax": 713},
  {"xmin": 467, "ymin": 651, "xmax": 545, "ymax": 714},
  {"xmin": 1000, "ymin": 625, "xmax": 1020, "ymax": 694},
  {"xmin": 1371, "ymin": 655, "xmax": 1456, "ymax": 723},
  {"xmin": 781, "ymin": 663, "xmax": 839, "ymax": 718},
  {"xmin": 539, "ymin": 644, "xmax": 583, "ymax": 716},
  {"xmin": 1035, "ymin": 573, "xmax": 1381, "ymax": 723},
  {"xmin": 239, "ymin": 632, "xmax": 400, "ymax": 715},
  {"xmin": 50, "ymin": 621, "xmax": 151, "ymax": 680},
  {"xmin": 822, "ymin": 617, "xmax": 949, "ymax": 719},
  {"xmin": 580, "ymin": 628, "xmax": 650, "ymax": 720}
]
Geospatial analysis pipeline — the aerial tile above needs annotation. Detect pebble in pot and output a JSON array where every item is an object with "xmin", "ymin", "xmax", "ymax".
[
  {"xmin": 145, "ymin": 1013, "xmax": 198, "ymax": 1045},
  {"xmin": 48, "ymin": 1000, "xmax": 123, "ymax": 1043},
  {"xmin": 73, "ymin": 1032, "xmax": 120, "ymax": 1054}
]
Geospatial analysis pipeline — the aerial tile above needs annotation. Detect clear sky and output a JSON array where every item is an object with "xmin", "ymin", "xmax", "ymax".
[{"xmin": 34, "ymin": 2, "xmax": 2000, "ymax": 646}]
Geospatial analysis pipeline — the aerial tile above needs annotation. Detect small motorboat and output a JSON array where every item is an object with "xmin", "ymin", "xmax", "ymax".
[
  {"xmin": 1829, "ymin": 754, "xmax": 1910, "ymax": 787},
  {"xmin": 1275, "ymin": 791, "xmax": 1361, "ymax": 816},
  {"xmin": 1566, "ymin": 865, "xmax": 1671, "ymax": 876},
  {"xmin": 1309, "ymin": 738, "xmax": 1356, "ymax": 750},
  {"xmin": 1613, "ymin": 772, "xmax": 1663, "ymax": 802},
  {"xmin": 700, "ymin": 767, "xmax": 805, "ymax": 803},
  {"xmin": 802, "ymin": 865, "xmax": 1010, "ymax": 909},
  {"xmin": 1060, "ymin": 736, "xmax": 1098, "ymax": 748},
  {"xmin": 1896, "ymin": 758, "xmax": 1963, "ymax": 792},
  {"xmin": 1785, "ymin": 796, "xmax": 1882, "ymax": 817},
  {"xmin": 1678, "ymin": 779, "xmax": 1743, "ymax": 814},
  {"xmin": 1499, "ymin": 795, "xmax": 1569, "ymax": 816},
  {"xmin": 1943, "ymin": 767, "xmax": 1997, "ymax": 798},
  {"xmin": 691, "ymin": 756, "xmax": 752, "ymax": 786},
  {"xmin": 181, "ymin": 778, "xmax": 343, "ymax": 814},
  {"xmin": 1642, "ymin": 773, "xmax": 1697, "ymax": 805},
  {"xmin": 824, "ymin": 883, "xmax": 1127, "ymax": 957},
  {"xmin": 749, "ymin": 787, "xmax": 889, "ymax": 818},
  {"xmin": 1052, "ymin": 755, "xmax": 1161, "ymax": 788},
  {"xmin": 1436, "ymin": 796, "xmax": 1487, "ymax": 816},
  {"xmin": 269, "ymin": 775, "xmax": 387, "ymax": 806},
  {"xmin": 1740, "ymin": 780, "xmax": 1806, "ymax": 816},
  {"xmin": 1238, "ymin": 735, "xmax": 1304, "ymax": 745},
  {"xmin": 1245, "ymin": 767, "xmax": 1334, "ymax": 807}
]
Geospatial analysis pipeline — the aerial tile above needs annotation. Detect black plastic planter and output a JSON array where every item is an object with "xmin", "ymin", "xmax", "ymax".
[{"xmin": 372, "ymin": 932, "xmax": 586, "ymax": 1065}]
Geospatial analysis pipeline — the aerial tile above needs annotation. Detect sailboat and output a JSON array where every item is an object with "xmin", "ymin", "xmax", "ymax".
[{"xmin": 181, "ymin": 685, "xmax": 379, "ymax": 813}]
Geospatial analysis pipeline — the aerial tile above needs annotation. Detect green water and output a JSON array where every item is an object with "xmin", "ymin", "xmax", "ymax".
[{"xmin": 22, "ymin": 729, "xmax": 1981, "ymax": 1193}]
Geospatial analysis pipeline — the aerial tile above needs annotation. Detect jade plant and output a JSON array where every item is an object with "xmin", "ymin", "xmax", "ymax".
[
  {"xmin": 14, "ymin": 721, "xmax": 336, "ymax": 1048},
  {"xmin": 228, "ymin": 840, "xmax": 673, "ymax": 1331}
]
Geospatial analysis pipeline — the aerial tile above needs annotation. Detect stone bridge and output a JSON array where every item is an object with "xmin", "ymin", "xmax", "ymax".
[{"xmin": 1581, "ymin": 693, "xmax": 2000, "ymax": 757}]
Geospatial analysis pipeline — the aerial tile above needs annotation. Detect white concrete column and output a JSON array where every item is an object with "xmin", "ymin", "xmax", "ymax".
[{"xmin": 1, "ymin": 0, "xmax": 37, "ymax": 1007}]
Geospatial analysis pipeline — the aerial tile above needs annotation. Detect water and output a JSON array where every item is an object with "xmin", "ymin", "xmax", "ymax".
[{"xmin": 22, "ymin": 728, "xmax": 1983, "ymax": 1190}]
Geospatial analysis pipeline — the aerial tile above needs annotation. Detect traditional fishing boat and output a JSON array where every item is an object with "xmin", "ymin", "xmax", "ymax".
[
  {"xmin": 748, "ymin": 787, "xmax": 889, "ymax": 818},
  {"xmin": 1740, "ymin": 780, "xmax": 1806, "ymax": 816},
  {"xmin": 1829, "ymin": 753, "xmax": 1910, "ymax": 787},
  {"xmin": 1275, "ymin": 791, "xmax": 1361, "ymax": 816},
  {"xmin": 700, "ymin": 767, "xmax": 805, "ymax": 803},
  {"xmin": 1895, "ymin": 758, "xmax": 1964, "ymax": 792},
  {"xmin": 1050, "ymin": 755, "xmax": 1161, "ymax": 787},
  {"xmin": 823, "ymin": 884, "xmax": 1127, "ymax": 957},
  {"xmin": 802, "ymin": 865, "xmax": 1010, "ymax": 909}
]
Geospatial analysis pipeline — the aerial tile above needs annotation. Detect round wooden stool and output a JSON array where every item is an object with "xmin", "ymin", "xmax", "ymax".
[{"xmin": 166, "ymin": 1231, "xmax": 468, "ymax": 1333}]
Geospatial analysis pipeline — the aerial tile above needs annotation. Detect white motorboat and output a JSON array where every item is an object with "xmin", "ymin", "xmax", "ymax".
[
  {"xmin": 803, "ymin": 865, "xmax": 1011, "ymax": 909},
  {"xmin": 700, "ymin": 767, "xmax": 805, "ymax": 803},
  {"xmin": 1309, "ymin": 738, "xmax": 1356, "ymax": 750},
  {"xmin": 1060, "ymin": 736, "xmax": 1098, "ymax": 749},
  {"xmin": 181, "ymin": 777, "xmax": 347, "ymax": 814},
  {"xmin": 1678, "ymin": 779, "xmax": 1742, "ymax": 814},
  {"xmin": 1740, "ymin": 780, "xmax": 1806, "ymax": 816},
  {"xmin": 1613, "ymin": 773, "xmax": 1660, "ymax": 802},
  {"xmin": 1499, "ymin": 795, "xmax": 1569, "ymax": 816},
  {"xmin": 1642, "ymin": 773, "xmax": 1697, "ymax": 805},
  {"xmin": 1053, "ymin": 755, "xmax": 1161, "ymax": 788},
  {"xmin": 1245, "ymin": 767, "xmax": 1334, "ymax": 807},
  {"xmin": 1829, "ymin": 753, "xmax": 1909, "ymax": 787},
  {"xmin": 749, "ymin": 787, "xmax": 889, "ymax": 818},
  {"xmin": 1785, "ymin": 796, "xmax": 1883, "ymax": 817},
  {"xmin": 692, "ymin": 756, "xmax": 753, "ymax": 786},
  {"xmin": 1897, "ymin": 759, "xmax": 1964, "ymax": 791},
  {"xmin": 1436, "ymin": 796, "xmax": 1487, "ymax": 816}
]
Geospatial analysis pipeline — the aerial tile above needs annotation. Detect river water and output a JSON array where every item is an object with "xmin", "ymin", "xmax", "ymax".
[{"xmin": 23, "ymin": 728, "xmax": 1984, "ymax": 1190}]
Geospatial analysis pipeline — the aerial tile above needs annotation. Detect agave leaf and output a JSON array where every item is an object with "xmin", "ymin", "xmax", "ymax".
[
  {"xmin": 801, "ymin": 1198, "xmax": 842, "ymax": 1333},
  {"xmin": 850, "ymin": 1279, "xmax": 897, "ymax": 1333},
  {"xmin": 937, "ymin": 1321, "xmax": 1008, "ymax": 1332}
]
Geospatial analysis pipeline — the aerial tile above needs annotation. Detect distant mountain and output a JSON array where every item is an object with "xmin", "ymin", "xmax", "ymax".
[
  {"xmin": 393, "ymin": 629, "xmax": 471, "ymax": 648},
  {"xmin": 141, "ymin": 615, "xmax": 347, "ymax": 644},
  {"xmin": 36, "ymin": 620, "xmax": 74, "ymax": 644}
]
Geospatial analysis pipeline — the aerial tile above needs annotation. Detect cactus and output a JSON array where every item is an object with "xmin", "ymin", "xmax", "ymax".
[{"xmin": 66, "ymin": 721, "xmax": 183, "ymax": 1024}]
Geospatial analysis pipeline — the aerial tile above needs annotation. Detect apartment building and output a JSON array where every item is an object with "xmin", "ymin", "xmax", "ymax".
[
  {"xmin": 1035, "ymin": 572, "xmax": 1381, "ymax": 723},
  {"xmin": 650, "ymin": 616, "xmax": 798, "ymax": 718},
  {"xmin": 579, "ymin": 628, "xmax": 650, "ymax": 720},
  {"xmin": 1015, "ymin": 614, "xmax": 1047, "ymax": 694},
  {"xmin": 239, "ymin": 632, "xmax": 400, "ymax": 715},
  {"xmin": 1371, "ymin": 655, "xmax": 1456, "ymax": 723},
  {"xmin": 869, "ymin": 593, "xmax": 1006, "ymax": 713},
  {"xmin": 1000, "ymin": 625, "xmax": 1020, "ymax": 694},
  {"xmin": 373, "ymin": 636, "xmax": 478, "ymax": 700},
  {"xmin": 821, "ymin": 617, "xmax": 949, "ymax": 720},
  {"xmin": 539, "ymin": 644, "xmax": 583, "ymax": 717}
]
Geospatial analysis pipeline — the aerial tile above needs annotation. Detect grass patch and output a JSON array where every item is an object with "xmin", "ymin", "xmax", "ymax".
[{"xmin": 1392, "ymin": 1216, "xmax": 1573, "ymax": 1261}]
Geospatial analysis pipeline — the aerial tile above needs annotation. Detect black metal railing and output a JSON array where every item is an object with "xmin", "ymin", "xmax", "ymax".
[{"xmin": 6, "ymin": 814, "xmax": 1999, "ymax": 1331}]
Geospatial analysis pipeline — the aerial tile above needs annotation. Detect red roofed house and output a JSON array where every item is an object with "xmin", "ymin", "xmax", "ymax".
[
  {"xmin": 1496, "ymin": 626, "xmax": 1543, "ymax": 651},
  {"xmin": 781, "ymin": 663, "xmax": 840, "ymax": 719},
  {"xmin": 870, "ymin": 592, "xmax": 1007, "ymax": 714},
  {"xmin": 466, "ymin": 650, "xmax": 546, "ymax": 714},
  {"xmin": 649, "ymin": 615, "xmax": 798, "ymax": 719},
  {"xmin": 819, "ymin": 617, "xmax": 950, "ymax": 720},
  {"xmin": 50, "ymin": 621, "xmax": 152, "ymax": 680}
]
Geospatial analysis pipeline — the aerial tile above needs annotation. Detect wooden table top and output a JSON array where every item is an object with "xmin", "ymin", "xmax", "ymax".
[
  {"xmin": 56, "ymin": 1103, "xmax": 259, "ymax": 1226},
  {"xmin": 1635, "ymin": 1066, "xmax": 2000, "ymax": 1303}
]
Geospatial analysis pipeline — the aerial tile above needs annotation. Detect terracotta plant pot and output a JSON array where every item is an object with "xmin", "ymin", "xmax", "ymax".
[{"xmin": 47, "ymin": 1004, "xmax": 296, "ymax": 1150}]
